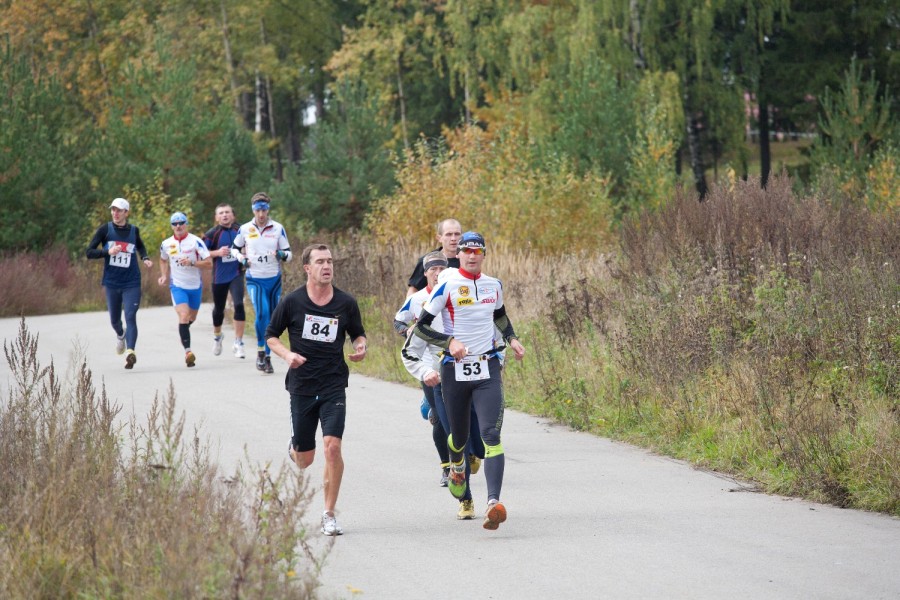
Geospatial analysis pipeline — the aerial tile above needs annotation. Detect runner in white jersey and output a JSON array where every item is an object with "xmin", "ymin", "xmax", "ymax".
[
  {"xmin": 413, "ymin": 231, "xmax": 525, "ymax": 531},
  {"xmin": 230, "ymin": 192, "xmax": 293, "ymax": 374},
  {"xmin": 158, "ymin": 212, "xmax": 212, "ymax": 367},
  {"xmin": 399, "ymin": 251, "xmax": 487, "ymax": 520}
]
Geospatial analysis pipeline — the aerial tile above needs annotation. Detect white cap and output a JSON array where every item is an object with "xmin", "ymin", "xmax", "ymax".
[{"xmin": 109, "ymin": 198, "xmax": 130, "ymax": 211}]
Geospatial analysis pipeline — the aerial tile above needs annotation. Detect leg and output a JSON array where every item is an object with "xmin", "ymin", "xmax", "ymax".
[
  {"xmin": 262, "ymin": 275, "xmax": 282, "ymax": 355},
  {"xmin": 422, "ymin": 383, "xmax": 450, "ymax": 465},
  {"xmin": 245, "ymin": 277, "xmax": 265, "ymax": 349},
  {"xmin": 211, "ymin": 281, "xmax": 229, "ymax": 334},
  {"xmin": 472, "ymin": 359, "xmax": 505, "ymax": 503},
  {"xmin": 105, "ymin": 287, "xmax": 124, "ymax": 338},
  {"xmin": 290, "ymin": 391, "xmax": 320, "ymax": 468},
  {"xmin": 121, "ymin": 286, "xmax": 142, "ymax": 350},
  {"xmin": 229, "ymin": 274, "xmax": 246, "ymax": 340},
  {"xmin": 434, "ymin": 383, "xmax": 474, "ymax": 503},
  {"xmin": 322, "ymin": 435, "xmax": 344, "ymax": 514}
]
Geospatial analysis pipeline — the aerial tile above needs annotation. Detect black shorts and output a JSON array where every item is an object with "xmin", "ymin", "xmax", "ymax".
[{"xmin": 289, "ymin": 389, "xmax": 347, "ymax": 452}]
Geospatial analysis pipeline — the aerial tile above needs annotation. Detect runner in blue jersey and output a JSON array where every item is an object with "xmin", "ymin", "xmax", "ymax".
[
  {"xmin": 158, "ymin": 212, "xmax": 212, "ymax": 367},
  {"xmin": 413, "ymin": 231, "xmax": 526, "ymax": 530},
  {"xmin": 266, "ymin": 243, "xmax": 367, "ymax": 536},
  {"xmin": 231, "ymin": 192, "xmax": 293, "ymax": 374},
  {"xmin": 203, "ymin": 204, "xmax": 247, "ymax": 359},
  {"xmin": 85, "ymin": 197, "xmax": 154, "ymax": 369}
]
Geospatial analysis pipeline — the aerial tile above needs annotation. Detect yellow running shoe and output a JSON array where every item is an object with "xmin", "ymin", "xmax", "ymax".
[
  {"xmin": 457, "ymin": 499, "xmax": 475, "ymax": 520},
  {"xmin": 468, "ymin": 454, "xmax": 481, "ymax": 475}
]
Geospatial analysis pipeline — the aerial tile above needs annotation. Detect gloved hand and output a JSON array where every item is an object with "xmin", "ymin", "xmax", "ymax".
[{"xmin": 240, "ymin": 256, "xmax": 250, "ymax": 268}]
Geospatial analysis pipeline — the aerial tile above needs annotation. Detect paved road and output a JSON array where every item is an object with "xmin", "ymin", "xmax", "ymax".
[{"xmin": 2, "ymin": 306, "xmax": 899, "ymax": 599}]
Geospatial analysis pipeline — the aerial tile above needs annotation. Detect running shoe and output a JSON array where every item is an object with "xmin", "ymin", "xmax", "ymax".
[
  {"xmin": 447, "ymin": 460, "xmax": 467, "ymax": 499},
  {"xmin": 457, "ymin": 499, "xmax": 475, "ymax": 520},
  {"xmin": 116, "ymin": 334, "xmax": 126, "ymax": 355},
  {"xmin": 185, "ymin": 350, "xmax": 196, "ymax": 368},
  {"xmin": 468, "ymin": 454, "xmax": 482, "ymax": 475},
  {"xmin": 233, "ymin": 340, "xmax": 246, "ymax": 359},
  {"xmin": 263, "ymin": 356, "xmax": 274, "ymax": 374},
  {"xmin": 440, "ymin": 466, "xmax": 450, "ymax": 487},
  {"xmin": 212, "ymin": 335, "xmax": 223, "ymax": 356},
  {"xmin": 256, "ymin": 351, "xmax": 266, "ymax": 371},
  {"xmin": 124, "ymin": 350, "xmax": 136, "ymax": 370},
  {"xmin": 483, "ymin": 500, "xmax": 507, "ymax": 531},
  {"xmin": 322, "ymin": 511, "xmax": 343, "ymax": 536}
]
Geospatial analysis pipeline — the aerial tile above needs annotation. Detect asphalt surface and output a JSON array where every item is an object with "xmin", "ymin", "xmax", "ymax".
[{"xmin": 1, "ymin": 305, "xmax": 899, "ymax": 600}]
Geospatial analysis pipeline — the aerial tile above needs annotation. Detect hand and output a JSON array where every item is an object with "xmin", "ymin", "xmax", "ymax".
[
  {"xmin": 276, "ymin": 250, "xmax": 287, "ymax": 261},
  {"xmin": 285, "ymin": 352, "xmax": 306, "ymax": 369},
  {"xmin": 157, "ymin": 275, "xmax": 166, "ymax": 286},
  {"xmin": 423, "ymin": 370, "xmax": 440, "ymax": 387},
  {"xmin": 108, "ymin": 245, "xmax": 120, "ymax": 256},
  {"xmin": 509, "ymin": 338, "xmax": 526, "ymax": 361},
  {"xmin": 448, "ymin": 338, "xmax": 467, "ymax": 360},
  {"xmin": 143, "ymin": 258, "xmax": 153, "ymax": 268},
  {"xmin": 348, "ymin": 343, "xmax": 367, "ymax": 362},
  {"xmin": 240, "ymin": 256, "xmax": 250, "ymax": 267}
]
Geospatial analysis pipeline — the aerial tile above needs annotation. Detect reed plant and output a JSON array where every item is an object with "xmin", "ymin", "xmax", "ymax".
[{"xmin": 0, "ymin": 321, "xmax": 324, "ymax": 598}]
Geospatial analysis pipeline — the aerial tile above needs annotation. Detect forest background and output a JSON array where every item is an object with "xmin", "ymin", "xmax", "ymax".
[
  {"xmin": 2, "ymin": 0, "xmax": 898, "ymax": 594},
  {"xmin": 2, "ymin": 0, "xmax": 899, "ymax": 542}
]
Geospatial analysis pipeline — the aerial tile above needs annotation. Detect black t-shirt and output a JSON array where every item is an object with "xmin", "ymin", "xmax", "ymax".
[
  {"xmin": 406, "ymin": 247, "xmax": 460, "ymax": 291},
  {"xmin": 266, "ymin": 285, "xmax": 366, "ymax": 396}
]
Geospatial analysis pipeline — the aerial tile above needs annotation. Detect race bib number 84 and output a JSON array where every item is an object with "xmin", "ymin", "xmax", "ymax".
[{"xmin": 302, "ymin": 314, "xmax": 339, "ymax": 343}]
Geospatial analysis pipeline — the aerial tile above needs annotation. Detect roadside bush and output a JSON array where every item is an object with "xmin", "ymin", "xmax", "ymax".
[{"xmin": 0, "ymin": 322, "xmax": 323, "ymax": 597}]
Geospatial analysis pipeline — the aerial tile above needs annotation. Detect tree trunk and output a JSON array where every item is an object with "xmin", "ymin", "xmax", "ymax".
[
  {"xmin": 758, "ymin": 74, "xmax": 771, "ymax": 188},
  {"xmin": 684, "ymin": 89, "xmax": 708, "ymax": 199},
  {"xmin": 629, "ymin": 0, "xmax": 647, "ymax": 69},
  {"xmin": 396, "ymin": 52, "xmax": 409, "ymax": 151},
  {"xmin": 220, "ymin": 1, "xmax": 241, "ymax": 114}
]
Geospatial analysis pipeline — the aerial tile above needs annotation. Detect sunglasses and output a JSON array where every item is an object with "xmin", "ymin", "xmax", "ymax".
[
  {"xmin": 171, "ymin": 221, "xmax": 187, "ymax": 226},
  {"xmin": 459, "ymin": 247, "xmax": 484, "ymax": 255}
]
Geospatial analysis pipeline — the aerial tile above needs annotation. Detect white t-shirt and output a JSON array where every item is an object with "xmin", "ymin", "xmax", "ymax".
[
  {"xmin": 422, "ymin": 267, "xmax": 505, "ymax": 356},
  {"xmin": 231, "ymin": 219, "xmax": 291, "ymax": 279},
  {"xmin": 160, "ymin": 233, "xmax": 210, "ymax": 290}
]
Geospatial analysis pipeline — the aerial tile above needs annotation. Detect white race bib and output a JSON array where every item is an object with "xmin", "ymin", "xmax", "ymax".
[
  {"xmin": 454, "ymin": 356, "xmax": 489, "ymax": 381},
  {"xmin": 110, "ymin": 252, "xmax": 131, "ymax": 268},
  {"xmin": 302, "ymin": 314, "xmax": 339, "ymax": 343}
]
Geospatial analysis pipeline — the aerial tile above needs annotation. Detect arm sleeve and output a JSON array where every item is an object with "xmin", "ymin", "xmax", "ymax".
[
  {"xmin": 413, "ymin": 309, "xmax": 452, "ymax": 349},
  {"xmin": 347, "ymin": 299, "xmax": 366, "ymax": 341},
  {"xmin": 264, "ymin": 296, "xmax": 289, "ymax": 341},
  {"xmin": 492, "ymin": 305, "xmax": 517, "ymax": 343},
  {"xmin": 85, "ymin": 224, "xmax": 108, "ymax": 259},
  {"xmin": 133, "ymin": 227, "xmax": 149, "ymax": 260}
]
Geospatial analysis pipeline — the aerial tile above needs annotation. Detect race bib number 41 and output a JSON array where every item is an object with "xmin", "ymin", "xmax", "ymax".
[
  {"xmin": 302, "ymin": 314, "xmax": 339, "ymax": 343},
  {"xmin": 454, "ymin": 356, "xmax": 489, "ymax": 381}
]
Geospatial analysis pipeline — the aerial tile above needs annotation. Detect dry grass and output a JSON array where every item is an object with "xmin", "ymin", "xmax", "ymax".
[{"xmin": 0, "ymin": 321, "xmax": 324, "ymax": 598}]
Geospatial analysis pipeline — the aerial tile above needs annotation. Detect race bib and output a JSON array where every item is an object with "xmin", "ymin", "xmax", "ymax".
[
  {"xmin": 302, "ymin": 314, "xmax": 339, "ymax": 343},
  {"xmin": 454, "ymin": 356, "xmax": 489, "ymax": 381},
  {"xmin": 109, "ymin": 252, "xmax": 131, "ymax": 268},
  {"xmin": 221, "ymin": 253, "xmax": 236, "ymax": 262}
]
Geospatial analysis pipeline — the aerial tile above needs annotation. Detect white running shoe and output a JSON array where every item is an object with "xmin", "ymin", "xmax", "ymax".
[
  {"xmin": 233, "ymin": 340, "xmax": 246, "ymax": 359},
  {"xmin": 116, "ymin": 334, "xmax": 126, "ymax": 355},
  {"xmin": 322, "ymin": 511, "xmax": 343, "ymax": 536},
  {"xmin": 213, "ymin": 335, "xmax": 223, "ymax": 356}
]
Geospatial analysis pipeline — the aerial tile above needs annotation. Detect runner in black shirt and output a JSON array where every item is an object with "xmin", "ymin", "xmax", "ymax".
[{"xmin": 266, "ymin": 243, "xmax": 367, "ymax": 536}]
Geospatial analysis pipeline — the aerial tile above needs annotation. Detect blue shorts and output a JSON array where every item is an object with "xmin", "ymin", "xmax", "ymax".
[{"xmin": 170, "ymin": 286, "xmax": 202, "ymax": 310}]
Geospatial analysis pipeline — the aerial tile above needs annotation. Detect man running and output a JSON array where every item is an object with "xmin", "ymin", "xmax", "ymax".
[
  {"xmin": 413, "ymin": 231, "xmax": 526, "ymax": 530},
  {"xmin": 85, "ymin": 197, "xmax": 154, "ymax": 369},
  {"xmin": 398, "ymin": 250, "xmax": 486, "ymax": 520},
  {"xmin": 203, "ymin": 203, "xmax": 247, "ymax": 358},
  {"xmin": 231, "ymin": 192, "xmax": 293, "ymax": 374},
  {"xmin": 405, "ymin": 218, "xmax": 462, "ymax": 297},
  {"xmin": 266, "ymin": 243, "xmax": 367, "ymax": 536},
  {"xmin": 158, "ymin": 212, "xmax": 212, "ymax": 367}
]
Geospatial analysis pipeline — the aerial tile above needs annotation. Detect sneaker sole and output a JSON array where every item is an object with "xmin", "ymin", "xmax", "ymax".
[
  {"xmin": 186, "ymin": 352, "xmax": 196, "ymax": 367},
  {"xmin": 124, "ymin": 354, "xmax": 136, "ymax": 369},
  {"xmin": 483, "ymin": 502, "xmax": 507, "ymax": 531}
]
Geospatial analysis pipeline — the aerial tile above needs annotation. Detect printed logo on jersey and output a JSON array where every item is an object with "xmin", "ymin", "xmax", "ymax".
[
  {"xmin": 248, "ymin": 226, "xmax": 259, "ymax": 239},
  {"xmin": 457, "ymin": 297, "xmax": 474, "ymax": 306},
  {"xmin": 478, "ymin": 286, "xmax": 496, "ymax": 296},
  {"xmin": 459, "ymin": 286, "xmax": 470, "ymax": 297},
  {"xmin": 481, "ymin": 297, "xmax": 496, "ymax": 304},
  {"xmin": 166, "ymin": 243, "xmax": 179, "ymax": 256}
]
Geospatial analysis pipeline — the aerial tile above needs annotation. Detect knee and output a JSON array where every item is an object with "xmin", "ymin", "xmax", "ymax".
[
  {"xmin": 481, "ymin": 426, "xmax": 501, "ymax": 448},
  {"xmin": 323, "ymin": 437, "xmax": 343, "ymax": 462},
  {"xmin": 292, "ymin": 448, "xmax": 315, "ymax": 469}
]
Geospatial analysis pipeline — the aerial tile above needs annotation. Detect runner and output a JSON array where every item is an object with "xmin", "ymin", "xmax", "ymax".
[
  {"xmin": 203, "ymin": 203, "xmax": 247, "ymax": 359},
  {"xmin": 158, "ymin": 212, "xmax": 212, "ymax": 367},
  {"xmin": 405, "ymin": 218, "xmax": 462, "ymax": 296},
  {"xmin": 398, "ymin": 251, "xmax": 486, "ymax": 520},
  {"xmin": 266, "ymin": 243, "xmax": 367, "ymax": 536},
  {"xmin": 230, "ymin": 192, "xmax": 293, "ymax": 374},
  {"xmin": 84, "ymin": 197, "xmax": 154, "ymax": 369},
  {"xmin": 413, "ymin": 231, "xmax": 526, "ymax": 530}
]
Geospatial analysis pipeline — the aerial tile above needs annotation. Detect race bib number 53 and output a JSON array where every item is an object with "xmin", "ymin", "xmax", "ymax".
[
  {"xmin": 302, "ymin": 314, "xmax": 339, "ymax": 343},
  {"xmin": 454, "ymin": 356, "xmax": 489, "ymax": 381}
]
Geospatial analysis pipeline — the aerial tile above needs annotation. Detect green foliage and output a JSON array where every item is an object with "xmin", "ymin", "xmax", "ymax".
[
  {"xmin": 273, "ymin": 81, "xmax": 395, "ymax": 231},
  {"xmin": 90, "ymin": 36, "xmax": 266, "ymax": 217},
  {"xmin": 0, "ymin": 43, "xmax": 88, "ymax": 253}
]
